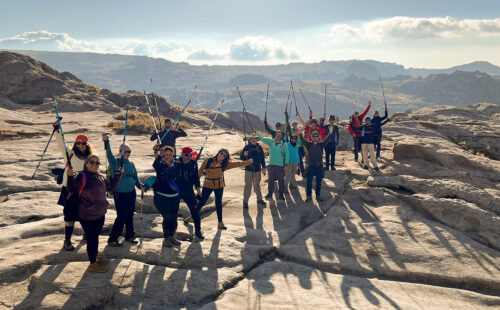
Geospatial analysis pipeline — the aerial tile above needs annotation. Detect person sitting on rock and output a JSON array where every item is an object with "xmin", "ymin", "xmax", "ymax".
[
  {"xmin": 371, "ymin": 107, "xmax": 389, "ymax": 158},
  {"xmin": 197, "ymin": 149, "xmax": 253, "ymax": 230},
  {"xmin": 149, "ymin": 118, "xmax": 187, "ymax": 156},
  {"xmin": 53, "ymin": 121, "xmax": 96, "ymax": 251},
  {"xmin": 67, "ymin": 155, "xmax": 122, "ymax": 273},
  {"xmin": 255, "ymin": 130, "xmax": 288, "ymax": 201},
  {"xmin": 300, "ymin": 126, "xmax": 333, "ymax": 202},
  {"xmin": 176, "ymin": 147, "xmax": 204, "ymax": 240},
  {"xmin": 321, "ymin": 115, "xmax": 340, "ymax": 170},
  {"xmin": 353, "ymin": 117, "xmax": 380, "ymax": 171},
  {"xmin": 285, "ymin": 135, "xmax": 300, "ymax": 192},
  {"xmin": 240, "ymin": 133, "xmax": 267, "ymax": 209},
  {"xmin": 103, "ymin": 134, "xmax": 142, "ymax": 247},
  {"xmin": 348, "ymin": 100, "xmax": 371, "ymax": 162}
]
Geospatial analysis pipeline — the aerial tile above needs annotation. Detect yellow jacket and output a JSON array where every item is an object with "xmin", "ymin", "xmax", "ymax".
[{"xmin": 198, "ymin": 157, "xmax": 251, "ymax": 189}]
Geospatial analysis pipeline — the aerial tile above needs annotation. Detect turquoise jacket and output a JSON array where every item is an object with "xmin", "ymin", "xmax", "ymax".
[
  {"xmin": 285, "ymin": 142, "xmax": 300, "ymax": 164},
  {"xmin": 105, "ymin": 141, "xmax": 141, "ymax": 193},
  {"xmin": 256, "ymin": 132, "xmax": 288, "ymax": 167}
]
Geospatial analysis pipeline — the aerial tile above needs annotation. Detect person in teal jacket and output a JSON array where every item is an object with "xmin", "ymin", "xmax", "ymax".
[
  {"xmin": 255, "ymin": 130, "xmax": 288, "ymax": 200},
  {"xmin": 285, "ymin": 135, "xmax": 300, "ymax": 191},
  {"xmin": 103, "ymin": 135, "xmax": 142, "ymax": 246}
]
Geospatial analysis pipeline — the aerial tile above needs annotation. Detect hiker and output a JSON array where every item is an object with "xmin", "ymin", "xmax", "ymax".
[
  {"xmin": 176, "ymin": 147, "xmax": 204, "ymax": 240},
  {"xmin": 255, "ymin": 130, "xmax": 288, "ymax": 200},
  {"xmin": 197, "ymin": 149, "xmax": 253, "ymax": 230},
  {"xmin": 103, "ymin": 135, "xmax": 142, "ymax": 247},
  {"xmin": 53, "ymin": 121, "xmax": 96, "ymax": 251},
  {"xmin": 348, "ymin": 100, "xmax": 371, "ymax": 161},
  {"xmin": 296, "ymin": 109, "xmax": 326, "ymax": 140},
  {"xmin": 290, "ymin": 121, "xmax": 305, "ymax": 175},
  {"xmin": 264, "ymin": 116, "xmax": 283, "ymax": 138},
  {"xmin": 240, "ymin": 133, "xmax": 267, "ymax": 209},
  {"xmin": 321, "ymin": 115, "xmax": 340, "ymax": 170},
  {"xmin": 153, "ymin": 145, "xmax": 182, "ymax": 247},
  {"xmin": 67, "ymin": 155, "xmax": 122, "ymax": 273},
  {"xmin": 300, "ymin": 126, "xmax": 333, "ymax": 202},
  {"xmin": 285, "ymin": 135, "xmax": 300, "ymax": 191},
  {"xmin": 371, "ymin": 107, "xmax": 389, "ymax": 158},
  {"xmin": 353, "ymin": 117, "xmax": 380, "ymax": 171},
  {"xmin": 149, "ymin": 118, "xmax": 187, "ymax": 155}
]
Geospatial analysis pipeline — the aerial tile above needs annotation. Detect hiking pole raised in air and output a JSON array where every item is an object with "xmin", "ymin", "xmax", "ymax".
[
  {"xmin": 119, "ymin": 108, "xmax": 129, "ymax": 170},
  {"xmin": 160, "ymin": 85, "xmax": 198, "ymax": 143},
  {"xmin": 144, "ymin": 91, "xmax": 161, "ymax": 145},
  {"xmin": 52, "ymin": 98, "xmax": 72, "ymax": 169},
  {"xmin": 264, "ymin": 83, "xmax": 269, "ymax": 120},
  {"xmin": 324, "ymin": 83, "xmax": 327, "ymax": 120},
  {"xmin": 299, "ymin": 88, "xmax": 312, "ymax": 112},
  {"xmin": 380, "ymin": 76, "xmax": 388, "ymax": 110},
  {"xmin": 150, "ymin": 79, "xmax": 162, "ymax": 129},
  {"xmin": 197, "ymin": 99, "xmax": 225, "ymax": 161},
  {"xmin": 291, "ymin": 81, "xmax": 298, "ymax": 115},
  {"xmin": 32, "ymin": 124, "xmax": 58, "ymax": 179},
  {"xmin": 236, "ymin": 86, "xmax": 254, "ymax": 142}
]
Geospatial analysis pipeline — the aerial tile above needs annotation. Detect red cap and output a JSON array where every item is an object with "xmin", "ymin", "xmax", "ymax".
[
  {"xmin": 75, "ymin": 135, "xmax": 88, "ymax": 143},
  {"xmin": 182, "ymin": 147, "xmax": 193, "ymax": 154}
]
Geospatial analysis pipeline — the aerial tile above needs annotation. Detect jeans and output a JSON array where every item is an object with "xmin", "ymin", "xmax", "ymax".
[
  {"xmin": 80, "ymin": 216, "xmax": 105, "ymax": 263},
  {"xmin": 180, "ymin": 188, "xmax": 201, "ymax": 233},
  {"xmin": 306, "ymin": 165, "xmax": 324, "ymax": 197},
  {"xmin": 154, "ymin": 193, "xmax": 180, "ymax": 238},
  {"xmin": 353, "ymin": 136, "xmax": 361, "ymax": 160},
  {"xmin": 108, "ymin": 191, "xmax": 136, "ymax": 242},
  {"xmin": 298, "ymin": 146, "xmax": 305, "ymax": 175},
  {"xmin": 325, "ymin": 146, "xmax": 336, "ymax": 169},
  {"xmin": 197, "ymin": 187, "xmax": 224, "ymax": 222},
  {"xmin": 267, "ymin": 165, "xmax": 285, "ymax": 196},
  {"xmin": 373, "ymin": 135, "xmax": 382, "ymax": 157}
]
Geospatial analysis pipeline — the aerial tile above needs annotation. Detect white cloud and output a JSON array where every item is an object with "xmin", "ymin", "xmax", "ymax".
[
  {"xmin": 229, "ymin": 36, "xmax": 299, "ymax": 61},
  {"xmin": 0, "ymin": 30, "xmax": 97, "ymax": 51},
  {"xmin": 187, "ymin": 49, "xmax": 224, "ymax": 60}
]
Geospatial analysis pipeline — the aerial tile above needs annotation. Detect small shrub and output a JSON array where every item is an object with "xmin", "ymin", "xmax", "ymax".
[{"xmin": 106, "ymin": 111, "xmax": 193, "ymax": 134}]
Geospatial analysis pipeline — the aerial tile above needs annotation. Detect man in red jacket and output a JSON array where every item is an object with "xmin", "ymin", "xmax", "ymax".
[{"xmin": 348, "ymin": 100, "xmax": 371, "ymax": 161}]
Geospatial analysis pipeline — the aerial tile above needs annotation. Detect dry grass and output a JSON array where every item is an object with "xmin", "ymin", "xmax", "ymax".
[
  {"xmin": 106, "ymin": 111, "xmax": 193, "ymax": 134},
  {"xmin": 0, "ymin": 129, "xmax": 41, "ymax": 141}
]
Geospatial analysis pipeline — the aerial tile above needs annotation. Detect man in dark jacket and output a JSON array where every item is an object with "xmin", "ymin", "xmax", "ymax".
[
  {"xmin": 321, "ymin": 115, "xmax": 340, "ymax": 170},
  {"xmin": 240, "ymin": 134, "xmax": 267, "ymax": 209},
  {"xmin": 176, "ymin": 147, "xmax": 204, "ymax": 240},
  {"xmin": 371, "ymin": 108, "xmax": 388, "ymax": 158},
  {"xmin": 353, "ymin": 117, "xmax": 379, "ymax": 171},
  {"xmin": 150, "ymin": 118, "xmax": 187, "ymax": 156}
]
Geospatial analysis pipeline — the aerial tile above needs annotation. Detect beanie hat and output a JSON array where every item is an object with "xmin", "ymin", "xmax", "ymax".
[
  {"xmin": 75, "ymin": 135, "xmax": 88, "ymax": 143},
  {"xmin": 182, "ymin": 147, "xmax": 193, "ymax": 154}
]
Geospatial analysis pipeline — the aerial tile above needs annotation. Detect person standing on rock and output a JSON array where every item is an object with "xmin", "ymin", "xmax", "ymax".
[
  {"xmin": 353, "ymin": 117, "xmax": 380, "ymax": 171},
  {"xmin": 149, "ymin": 118, "xmax": 187, "ymax": 156},
  {"xmin": 348, "ymin": 100, "xmax": 371, "ymax": 162},
  {"xmin": 255, "ymin": 130, "xmax": 288, "ymax": 201},
  {"xmin": 240, "ymin": 133, "xmax": 267, "ymax": 209},
  {"xmin": 102, "ymin": 135, "xmax": 142, "ymax": 247},
  {"xmin": 197, "ymin": 149, "xmax": 253, "ymax": 230},
  {"xmin": 371, "ymin": 107, "xmax": 389, "ymax": 158},
  {"xmin": 67, "ymin": 155, "xmax": 122, "ymax": 273},
  {"xmin": 321, "ymin": 115, "xmax": 340, "ymax": 170},
  {"xmin": 290, "ymin": 121, "xmax": 305, "ymax": 175},
  {"xmin": 284, "ymin": 135, "xmax": 300, "ymax": 192},
  {"xmin": 153, "ymin": 145, "xmax": 182, "ymax": 247},
  {"xmin": 53, "ymin": 121, "xmax": 96, "ymax": 251},
  {"xmin": 300, "ymin": 127, "xmax": 333, "ymax": 202},
  {"xmin": 176, "ymin": 147, "xmax": 204, "ymax": 240}
]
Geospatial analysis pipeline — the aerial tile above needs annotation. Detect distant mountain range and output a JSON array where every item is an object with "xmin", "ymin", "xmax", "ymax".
[{"xmin": 4, "ymin": 50, "xmax": 500, "ymax": 122}]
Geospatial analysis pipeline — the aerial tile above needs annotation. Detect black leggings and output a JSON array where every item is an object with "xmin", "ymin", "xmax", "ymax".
[
  {"xmin": 325, "ymin": 146, "xmax": 336, "ymax": 168},
  {"xmin": 80, "ymin": 216, "xmax": 105, "ymax": 263},
  {"xmin": 197, "ymin": 187, "xmax": 224, "ymax": 222},
  {"xmin": 108, "ymin": 191, "xmax": 136, "ymax": 242},
  {"xmin": 154, "ymin": 193, "xmax": 180, "ymax": 238},
  {"xmin": 181, "ymin": 189, "xmax": 201, "ymax": 233}
]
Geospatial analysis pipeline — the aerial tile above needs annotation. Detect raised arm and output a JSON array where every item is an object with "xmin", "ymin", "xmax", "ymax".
[
  {"xmin": 264, "ymin": 118, "xmax": 276, "ymax": 137},
  {"xmin": 296, "ymin": 111, "xmax": 307, "ymax": 129},
  {"xmin": 299, "ymin": 133, "xmax": 312, "ymax": 149},
  {"xmin": 381, "ymin": 119, "xmax": 390, "ymax": 126},
  {"xmin": 104, "ymin": 139, "xmax": 118, "ymax": 173},
  {"xmin": 255, "ymin": 131, "xmax": 272, "ymax": 146},
  {"xmin": 359, "ymin": 100, "xmax": 371, "ymax": 120},
  {"xmin": 381, "ymin": 108, "xmax": 388, "ymax": 121},
  {"xmin": 175, "ymin": 128, "xmax": 188, "ymax": 138}
]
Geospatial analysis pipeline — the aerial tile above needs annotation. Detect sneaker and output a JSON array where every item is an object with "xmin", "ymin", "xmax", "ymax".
[
  {"xmin": 125, "ymin": 236, "xmax": 139, "ymax": 244},
  {"xmin": 163, "ymin": 238, "xmax": 172, "ymax": 248},
  {"xmin": 264, "ymin": 194, "xmax": 272, "ymax": 200},
  {"xmin": 316, "ymin": 196, "xmax": 324, "ymax": 202},
  {"xmin": 331, "ymin": 167, "xmax": 336, "ymax": 171},
  {"xmin": 195, "ymin": 231, "xmax": 205, "ymax": 240},
  {"xmin": 107, "ymin": 241, "xmax": 123, "ymax": 247},
  {"xmin": 305, "ymin": 196, "xmax": 312, "ymax": 202},
  {"xmin": 278, "ymin": 193, "xmax": 285, "ymax": 200},
  {"xmin": 170, "ymin": 236, "xmax": 181, "ymax": 246},
  {"xmin": 183, "ymin": 216, "xmax": 193, "ymax": 224},
  {"xmin": 257, "ymin": 200, "xmax": 267, "ymax": 206},
  {"xmin": 363, "ymin": 165, "xmax": 369, "ymax": 170},
  {"xmin": 97, "ymin": 254, "xmax": 109, "ymax": 265},
  {"xmin": 374, "ymin": 167, "xmax": 380, "ymax": 171},
  {"xmin": 243, "ymin": 202, "xmax": 249, "ymax": 209},
  {"xmin": 63, "ymin": 240, "xmax": 75, "ymax": 251},
  {"xmin": 217, "ymin": 221, "xmax": 227, "ymax": 230},
  {"xmin": 88, "ymin": 262, "xmax": 108, "ymax": 273}
]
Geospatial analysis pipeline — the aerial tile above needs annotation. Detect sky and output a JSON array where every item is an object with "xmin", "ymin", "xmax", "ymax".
[{"xmin": 1, "ymin": 0, "xmax": 500, "ymax": 68}]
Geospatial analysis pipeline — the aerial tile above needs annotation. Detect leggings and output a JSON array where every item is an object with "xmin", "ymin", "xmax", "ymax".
[
  {"xmin": 154, "ymin": 193, "xmax": 181, "ymax": 238},
  {"xmin": 181, "ymin": 189, "xmax": 201, "ymax": 233},
  {"xmin": 197, "ymin": 187, "xmax": 224, "ymax": 222},
  {"xmin": 80, "ymin": 216, "xmax": 105, "ymax": 263},
  {"xmin": 108, "ymin": 191, "xmax": 136, "ymax": 242}
]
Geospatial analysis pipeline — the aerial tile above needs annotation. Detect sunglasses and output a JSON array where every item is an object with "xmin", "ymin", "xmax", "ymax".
[
  {"xmin": 123, "ymin": 150, "xmax": 131, "ymax": 154},
  {"xmin": 88, "ymin": 160, "xmax": 100, "ymax": 165},
  {"xmin": 182, "ymin": 153, "xmax": 192, "ymax": 157},
  {"xmin": 76, "ymin": 142, "xmax": 87, "ymax": 146}
]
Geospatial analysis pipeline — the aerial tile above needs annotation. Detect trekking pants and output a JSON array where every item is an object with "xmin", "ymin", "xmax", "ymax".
[
  {"xmin": 80, "ymin": 216, "xmax": 105, "ymax": 263},
  {"xmin": 285, "ymin": 163, "xmax": 298, "ymax": 187},
  {"xmin": 361, "ymin": 143, "xmax": 378, "ymax": 169},
  {"xmin": 325, "ymin": 146, "xmax": 336, "ymax": 169},
  {"xmin": 180, "ymin": 189, "xmax": 201, "ymax": 233},
  {"xmin": 306, "ymin": 165, "xmax": 324, "ymax": 197},
  {"xmin": 298, "ymin": 147, "xmax": 305, "ymax": 175},
  {"xmin": 353, "ymin": 136, "xmax": 362, "ymax": 160},
  {"xmin": 154, "ymin": 193, "xmax": 181, "ymax": 238},
  {"xmin": 108, "ymin": 191, "xmax": 136, "ymax": 243},
  {"xmin": 244, "ymin": 170, "xmax": 263, "ymax": 203},
  {"xmin": 267, "ymin": 165, "xmax": 285, "ymax": 196},
  {"xmin": 373, "ymin": 135, "xmax": 382, "ymax": 158},
  {"xmin": 197, "ymin": 187, "xmax": 224, "ymax": 222}
]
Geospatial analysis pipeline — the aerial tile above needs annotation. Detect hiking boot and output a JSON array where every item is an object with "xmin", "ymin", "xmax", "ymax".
[
  {"xmin": 97, "ymin": 254, "xmax": 109, "ymax": 265},
  {"xmin": 278, "ymin": 193, "xmax": 285, "ymax": 200},
  {"xmin": 363, "ymin": 165, "xmax": 369, "ymax": 170},
  {"xmin": 63, "ymin": 240, "xmax": 75, "ymax": 251},
  {"xmin": 163, "ymin": 238, "xmax": 173, "ymax": 248},
  {"xmin": 264, "ymin": 193, "xmax": 272, "ymax": 200},
  {"xmin": 183, "ymin": 216, "xmax": 193, "ymax": 224},
  {"xmin": 374, "ymin": 167, "xmax": 380, "ymax": 171},
  {"xmin": 170, "ymin": 236, "xmax": 181, "ymax": 246},
  {"xmin": 331, "ymin": 167, "xmax": 336, "ymax": 171},
  {"xmin": 107, "ymin": 241, "xmax": 123, "ymax": 247},
  {"xmin": 125, "ymin": 236, "xmax": 138, "ymax": 244},
  {"xmin": 257, "ymin": 199, "xmax": 266, "ymax": 206},
  {"xmin": 316, "ymin": 196, "xmax": 324, "ymax": 202},
  {"xmin": 305, "ymin": 196, "xmax": 312, "ymax": 203},
  {"xmin": 195, "ymin": 231, "xmax": 205, "ymax": 240},
  {"xmin": 217, "ymin": 221, "xmax": 227, "ymax": 230},
  {"xmin": 88, "ymin": 262, "xmax": 108, "ymax": 273},
  {"xmin": 289, "ymin": 184, "xmax": 297, "ymax": 189},
  {"xmin": 243, "ymin": 202, "xmax": 249, "ymax": 209}
]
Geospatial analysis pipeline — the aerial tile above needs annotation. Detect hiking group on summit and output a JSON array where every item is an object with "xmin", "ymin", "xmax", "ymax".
[{"xmin": 46, "ymin": 82, "xmax": 390, "ymax": 273}]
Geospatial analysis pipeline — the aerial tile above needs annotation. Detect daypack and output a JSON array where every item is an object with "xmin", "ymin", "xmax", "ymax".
[
  {"xmin": 203, "ymin": 157, "xmax": 226, "ymax": 187},
  {"xmin": 51, "ymin": 153, "xmax": 75, "ymax": 185}
]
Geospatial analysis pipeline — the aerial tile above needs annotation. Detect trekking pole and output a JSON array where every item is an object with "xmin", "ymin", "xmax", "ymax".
[
  {"xmin": 380, "ymin": 77, "xmax": 388, "ymax": 110},
  {"xmin": 32, "ymin": 126, "xmax": 57, "ymax": 179},
  {"xmin": 52, "ymin": 98, "xmax": 72, "ymax": 169},
  {"xmin": 236, "ymin": 86, "xmax": 254, "ymax": 141},
  {"xmin": 291, "ymin": 81, "xmax": 298, "ymax": 115},
  {"xmin": 119, "ymin": 108, "xmax": 129, "ymax": 170},
  {"xmin": 197, "ymin": 99, "xmax": 225, "ymax": 161},
  {"xmin": 264, "ymin": 83, "xmax": 269, "ymax": 120},
  {"xmin": 324, "ymin": 83, "xmax": 327, "ymax": 120},
  {"xmin": 299, "ymin": 88, "xmax": 312, "ymax": 113},
  {"xmin": 160, "ymin": 85, "xmax": 197, "ymax": 143},
  {"xmin": 144, "ymin": 91, "xmax": 161, "ymax": 145},
  {"xmin": 140, "ymin": 189, "xmax": 144, "ymax": 247},
  {"xmin": 285, "ymin": 81, "xmax": 292, "ymax": 112},
  {"xmin": 150, "ymin": 79, "xmax": 163, "ymax": 130}
]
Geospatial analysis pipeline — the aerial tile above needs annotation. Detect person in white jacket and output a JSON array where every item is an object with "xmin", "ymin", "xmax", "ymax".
[{"xmin": 53, "ymin": 121, "xmax": 96, "ymax": 251}]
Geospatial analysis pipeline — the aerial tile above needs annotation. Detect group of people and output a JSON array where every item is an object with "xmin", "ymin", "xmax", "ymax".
[{"xmin": 50, "ymin": 100, "xmax": 389, "ymax": 273}]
